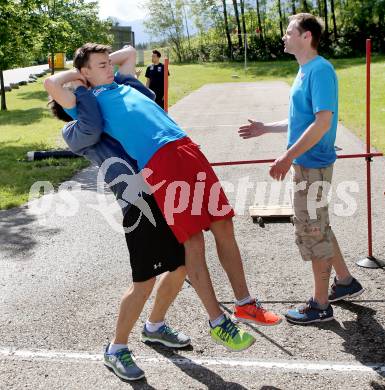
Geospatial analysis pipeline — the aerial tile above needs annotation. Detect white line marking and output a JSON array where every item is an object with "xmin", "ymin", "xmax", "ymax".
[{"xmin": 0, "ymin": 346, "xmax": 384, "ymax": 374}]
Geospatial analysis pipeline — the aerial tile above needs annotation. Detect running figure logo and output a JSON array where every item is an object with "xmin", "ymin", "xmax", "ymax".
[{"xmin": 96, "ymin": 157, "xmax": 166, "ymax": 233}]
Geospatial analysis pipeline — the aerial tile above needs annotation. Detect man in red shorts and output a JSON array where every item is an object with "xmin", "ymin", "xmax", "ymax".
[{"xmin": 45, "ymin": 43, "xmax": 282, "ymax": 352}]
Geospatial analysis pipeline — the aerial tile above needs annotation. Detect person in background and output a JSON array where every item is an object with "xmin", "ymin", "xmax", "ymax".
[{"xmin": 145, "ymin": 50, "xmax": 169, "ymax": 109}]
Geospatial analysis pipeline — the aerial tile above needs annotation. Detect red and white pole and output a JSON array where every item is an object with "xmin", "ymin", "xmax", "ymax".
[
  {"xmin": 366, "ymin": 38, "xmax": 373, "ymax": 257},
  {"xmin": 356, "ymin": 38, "xmax": 385, "ymax": 268}
]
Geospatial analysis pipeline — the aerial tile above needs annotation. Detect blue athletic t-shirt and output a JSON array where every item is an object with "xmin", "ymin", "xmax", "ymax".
[
  {"xmin": 288, "ymin": 55, "xmax": 338, "ymax": 168},
  {"xmin": 91, "ymin": 82, "xmax": 186, "ymax": 169},
  {"xmin": 64, "ymin": 106, "xmax": 78, "ymax": 119}
]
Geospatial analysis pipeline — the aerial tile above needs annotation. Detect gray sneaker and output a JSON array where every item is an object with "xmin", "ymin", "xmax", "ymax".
[
  {"xmin": 104, "ymin": 343, "xmax": 145, "ymax": 381},
  {"xmin": 141, "ymin": 324, "xmax": 191, "ymax": 348}
]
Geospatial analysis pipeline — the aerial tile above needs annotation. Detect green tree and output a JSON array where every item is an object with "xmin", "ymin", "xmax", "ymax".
[
  {"xmin": 143, "ymin": 0, "xmax": 186, "ymax": 62},
  {"xmin": 330, "ymin": 0, "xmax": 338, "ymax": 41},
  {"xmin": 232, "ymin": 0, "xmax": 243, "ymax": 47},
  {"xmin": 290, "ymin": 0, "xmax": 296, "ymax": 14},
  {"xmin": 323, "ymin": 0, "xmax": 329, "ymax": 41},
  {"xmin": 255, "ymin": 0, "xmax": 265, "ymax": 42},
  {"xmin": 240, "ymin": 0, "xmax": 247, "ymax": 37},
  {"xmin": 0, "ymin": 0, "xmax": 112, "ymax": 110},
  {"xmin": 62, "ymin": 1, "xmax": 113, "ymax": 57},
  {"xmin": 0, "ymin": 0, "xmax": 40, "ymax": 111},
  {"xmin": 37, "ymin": 0, "xmax": 112, "ymax": 74},
  {"xmin": 38, "ymin": 0, "xmax": 71, "ymax": 75},
  {"xmin": 301, "ymin": 0, "xmax": 309, "ymax": 12},
  {"xmin": 222, "ymin": 0, "xmax": 234, "ymax": 58},
  {"xmin": 277, "ymin": 0, "xmax": 284, "ymax": 37}
]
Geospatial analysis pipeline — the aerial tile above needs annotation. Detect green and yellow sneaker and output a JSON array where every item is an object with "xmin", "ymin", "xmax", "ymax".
[{"xmin": 210, "ymin": 316, "xmax": 255, "ymax": 352}]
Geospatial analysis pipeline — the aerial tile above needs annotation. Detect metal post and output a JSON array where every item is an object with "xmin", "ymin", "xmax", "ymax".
[
  {"xmin": 356, "ymin": 39, "xmax": 385, "ymax": 269},
  {"xmin": 244, "ymin": 33, "xmax": 247, "ymax": 73}
]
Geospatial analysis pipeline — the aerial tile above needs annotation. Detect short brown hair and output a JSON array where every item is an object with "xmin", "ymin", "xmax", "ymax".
[
  {"xmin": 152, "ymin": 50, "xmax": 161, "ymax": 58},
  {"xmin": 73, "ymin": 43, "xmax": 112, "ymax": 70},
  {"xmin": 289, "ymin": 13, "xmax": 324, "ymax": 49}
]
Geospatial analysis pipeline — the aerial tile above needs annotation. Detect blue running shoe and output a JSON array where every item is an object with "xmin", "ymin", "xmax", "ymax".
[
  {"xmin": 328, "ymin": 277, "xmax": 365, "ymax": 302},
  {"xmin": 104, "ymin": 343, "xmax": 145, "ymax": 381},
  {"xmin": 285, "ymin": 298, "xmax": 334, "ymax": 325}
]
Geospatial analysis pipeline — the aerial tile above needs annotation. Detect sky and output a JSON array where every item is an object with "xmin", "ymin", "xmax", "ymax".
[{"xmin": 96, "ymin": 0, "xmax": 146, "ymax": 22}]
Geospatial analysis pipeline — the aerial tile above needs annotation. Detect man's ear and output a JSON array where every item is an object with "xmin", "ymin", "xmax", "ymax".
[
  {"xmin": 304, "ymin": 31, "xmax": 312, "ymax": 41},
  {"xmin": 80, "ymin": 67, "xmax": 89, "ymax": 79}
]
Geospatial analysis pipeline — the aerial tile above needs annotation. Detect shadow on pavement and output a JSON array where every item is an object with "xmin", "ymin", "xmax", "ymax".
[
  {"xmin": 146, "ymin": 343, "xmax": 248, "ymax": 389},
  {"xmin": 260, "ymin": 387, "xmax": 283, "ymax": 390},
  {"xmin": 0, "ymin": 206, "xmax": 60, "ymax": 260},
  {"xmin": 70, "ymin": 164, "xmax": 109, "ymax": 192},
  {"xmin": 306, "ymin": 301, "xmax": 385, "ymax": 377},
  {"xmin": 104, "ymin": 365, "xmax": 156, "ymax": 389},
  {"xmin": 219, "ymin": 299, "xmax": 385, "ymax": 304},
  {"xmin": 370, "ymin": 380, "xmax": 385, "ymax": 389}
]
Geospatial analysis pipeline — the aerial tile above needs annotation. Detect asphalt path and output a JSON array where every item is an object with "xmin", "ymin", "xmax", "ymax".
[
  {"xmin": 3, "ymin": 64, "xmax": 50, "ymax": 88},
  {"xmin": 1, "ymin": 81, "xmax": 384, "ymax": 389}
]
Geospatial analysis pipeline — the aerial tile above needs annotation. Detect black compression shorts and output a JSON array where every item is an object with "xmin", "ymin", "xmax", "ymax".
[{"xmin": 123, "ymin": 194, "xmax": 185, "ymax": 282}]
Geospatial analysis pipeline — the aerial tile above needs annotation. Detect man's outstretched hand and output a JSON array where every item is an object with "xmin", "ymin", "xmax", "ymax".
[{"xmin": 238, "ymin": 119, "xmax": 267, "ymax": 139}]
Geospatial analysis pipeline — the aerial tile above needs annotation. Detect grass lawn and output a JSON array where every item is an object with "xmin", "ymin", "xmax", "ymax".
[
  {"xmin": 0, "ymin": 55, "xmax": 384, "ymax": 210},
  {"xmin": 335, "ymin": 56, "xmax": 385, "ymax": 150},
  {"xmin": 0, "ymin": 78, "xmax": 88, "ymax": 209}
]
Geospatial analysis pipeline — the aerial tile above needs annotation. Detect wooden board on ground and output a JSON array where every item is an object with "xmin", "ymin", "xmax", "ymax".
[{"xmin": 249, "ymin": 204, "xmax": 294, "ymax": 228}]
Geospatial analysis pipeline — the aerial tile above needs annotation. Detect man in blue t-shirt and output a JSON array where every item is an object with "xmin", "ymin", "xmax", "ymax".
[
  {"xmin": 238, "ymin": 13, "xmax": 364, "ymax": 325},
  {"xmin": 46, "ymin": 48, "xmax": 191, "ymax": 381}
]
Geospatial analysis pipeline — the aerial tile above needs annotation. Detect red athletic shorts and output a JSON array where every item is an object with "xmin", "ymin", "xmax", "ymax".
[{"xmin": 144, "ymin": 137, "xmax": 235, "ymax": 243}]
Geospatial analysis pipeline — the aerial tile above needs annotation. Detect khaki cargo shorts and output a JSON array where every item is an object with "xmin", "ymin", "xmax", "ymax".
[{"xmin": 291, "ymin": 164, "xmax": 335, "ymax": 261}]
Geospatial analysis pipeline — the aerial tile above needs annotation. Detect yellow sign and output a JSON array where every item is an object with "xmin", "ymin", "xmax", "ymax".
[{"xmin": 49, "ymin": 52, "xmax": 65, "ymax": 69}]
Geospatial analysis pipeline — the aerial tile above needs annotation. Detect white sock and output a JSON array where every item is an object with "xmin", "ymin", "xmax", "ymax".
[
  {"xmin": 108, "ymin": 343, "xmax": 127, "ymax": 354},
  {"xmin": 209, "ymin": 313, "xmax": 225, "ymax": 328},
  {"xmin": 235, "ymin": 295, "xmax": 253, "ymax": 306},
  {"xmin": 145, "ymin": 320, "xmax": 165, "ymax": 333}
]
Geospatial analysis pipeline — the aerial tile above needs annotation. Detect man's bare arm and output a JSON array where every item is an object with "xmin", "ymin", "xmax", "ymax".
[
  {"xmin": 145, "ymin": 78, "xmax": 150, "ymax": 88},
  {"xmin": 110, "ymin": 45, "xmax": 136, "ymax": 76},
  {"xmin": 238, "ymin": 119, "xmax": 288, "ymax": 139},
  {"xmin": 44, "ymin": 69, "xmax": 86, "ymax": 108}
]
